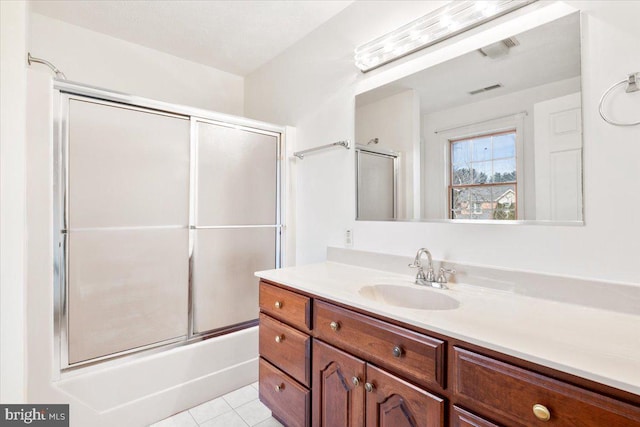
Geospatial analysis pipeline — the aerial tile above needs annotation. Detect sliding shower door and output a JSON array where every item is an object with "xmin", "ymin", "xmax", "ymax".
[
  {"xmin": 192, "ymin": 121, "xmax": 280, "ymax": 334},
  {"xmin": 64, "ymin": 97, "xmax": 190, "ymax": 365},
  {"xmin": 56, "ymin": 88, "xmax": 283, "ymax": 369}
]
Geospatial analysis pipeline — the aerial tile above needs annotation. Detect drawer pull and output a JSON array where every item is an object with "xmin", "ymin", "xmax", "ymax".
[
  {"xmin": 532, "ymin": 404, "xmax": 551, "ymax": 421},
  {"xmin": 274, "ymin": 334, "xmax": 284, "ymax": 343},
  {"xmin": 274, "ymin": 300, "xmax": 282, "ymax": 309},
  {"xmin": 352, "ymin": 376, "xmax": 360, "ymax": 387},
  {"xmin": 330, "ymin": 321, "xmax": 340, "ymax": 332},
  {"xmin": 364, "ymin": 382, "xmax": 375, "ymax": 393},
  {"xmin": 275, "ymin": 383, "xmax": 285, "ymax": 392},
  {"xmin": 392, "ymin": 345, "xmax": 404, "ymax": 358}
]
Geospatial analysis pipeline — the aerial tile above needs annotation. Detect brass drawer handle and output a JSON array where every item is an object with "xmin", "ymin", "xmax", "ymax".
[
  {"xmin": 352, "ymin": 376, "xmax": 360, "ymax": 387},
  {"xmin": 392, "ymin": 345, "xmax": 404, "ymax": 358},
  {"xmin": 275, "ymin": 383, "xmax": 285, "ymax": 392},
  {"xmin": 364, "ymin": 382, "xmax": 375, "ymax": 393},
  {"xmin": 275, "ymin": 334, "xmax": 284, "ymax": 343},
  {"xmin": 330, "ymin": 321, "xmax": 340, "ymax": 332},
  {"xmin": 533, "ymin": 404, "xmax": 551, "ymax": 421},
  {"xmin": 274, "ymin": 301, "xmax": 282, "ymax": 309}
]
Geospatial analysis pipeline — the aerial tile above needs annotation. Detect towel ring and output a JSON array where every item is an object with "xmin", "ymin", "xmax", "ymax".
[{"xmin": 598, "ymin": 72, "xmax": 639, "ymax": 127}]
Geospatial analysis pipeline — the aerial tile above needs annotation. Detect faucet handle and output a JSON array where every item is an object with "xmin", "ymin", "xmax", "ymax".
[
  {"xmin": 436, "ymin": 267, "xmax": 456, "ymax": 284},
  {"xmin": 408, "ymin": 262, "xmax": 421, "ymax": 269}
]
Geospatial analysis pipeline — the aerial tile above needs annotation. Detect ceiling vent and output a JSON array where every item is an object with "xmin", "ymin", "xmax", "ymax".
[
  {"xmin": 468, "ymin": 84, "xmax": 503, "ymax": 95},
  {"xmin": 478, "ymin": 37, "xmax": 520, "ymax": 58}
]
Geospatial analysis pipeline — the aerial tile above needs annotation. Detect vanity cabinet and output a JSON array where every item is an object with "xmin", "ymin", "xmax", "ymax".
[
  {"xmin": 258, "ymin": 281, "xmax": 312, "ymax": 427},
  {"xmin": 258, "ymin": 280, "xmax": 640, "ymax": 427}
]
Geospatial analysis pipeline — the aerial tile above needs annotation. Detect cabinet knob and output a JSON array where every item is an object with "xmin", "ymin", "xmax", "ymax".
[
  {"xmin": 364, "ymin": 382, "xmax": 375, "ymax": 393},
  {"xmin": 532, "ymin": 404, "xmax": 551, "ymax": 421},
  {"xmin": 275, "ymin": 383, "xmax": 284, "ymax": 392},
  {"xmin": 392, "ymin": 345, "xmax": 404, "ymax": 358},
  {"xmin": 274, "ymin": 301, "xmax": 282, "ymax": 309},
  {"xmin": 352, "ymin": 376, "xmax": 360, "ymax": 387},
  {"xmin": 274, "ymin": 334, "xmax": 284, "ymax": 343},
  {"xmin": 330, "ymin": 321, "xmax": 340, "ymax": 332}
]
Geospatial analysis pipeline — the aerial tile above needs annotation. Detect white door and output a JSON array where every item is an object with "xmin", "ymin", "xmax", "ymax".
[{"xmin": 533, "ymin": 92, "xmax": 583, "ymax": 221}]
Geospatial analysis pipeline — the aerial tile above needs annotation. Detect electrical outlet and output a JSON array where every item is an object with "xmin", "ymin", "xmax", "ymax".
[{"xmin": 345, "ymin": 229, "xmax": 353, "ymax": 247}]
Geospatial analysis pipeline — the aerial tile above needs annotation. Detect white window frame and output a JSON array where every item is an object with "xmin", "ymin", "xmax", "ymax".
[{"xmin": 437, "ymin": 114, "xmax": 525, "ymax": 220}]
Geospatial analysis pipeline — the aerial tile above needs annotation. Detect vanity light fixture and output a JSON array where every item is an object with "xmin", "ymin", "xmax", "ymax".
[{"xmin": 354, "ymin": 0, "xmax": 536, "ymax": 72}]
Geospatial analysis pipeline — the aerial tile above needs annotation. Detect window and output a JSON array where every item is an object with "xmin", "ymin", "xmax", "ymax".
[{"xmin": 449, "ymin": 130, "xmax": 517, "ymax": 220}]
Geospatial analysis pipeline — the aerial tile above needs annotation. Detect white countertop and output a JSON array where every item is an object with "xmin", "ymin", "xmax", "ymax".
[{"xmin": 256, "ymin": 261, "xmax": 640, "ymax": 396}]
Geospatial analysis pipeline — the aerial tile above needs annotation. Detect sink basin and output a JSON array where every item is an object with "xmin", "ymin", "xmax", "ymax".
[{"xmin": 359, "ymin": 284, "xmax": 460, "ymax": 310}]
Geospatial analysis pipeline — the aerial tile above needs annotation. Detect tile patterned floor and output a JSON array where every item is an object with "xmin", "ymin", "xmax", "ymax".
[{"xmin": 149, "ymin": 383, "xmax": 283, "ymax": 427}]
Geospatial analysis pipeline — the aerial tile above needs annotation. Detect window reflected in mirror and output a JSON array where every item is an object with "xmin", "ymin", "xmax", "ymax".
[{"xmin": 450, "ymin": 130, "xmax": 517, "ymax": 220}]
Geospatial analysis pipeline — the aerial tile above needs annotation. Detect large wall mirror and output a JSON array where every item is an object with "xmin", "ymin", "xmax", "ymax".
[{"xmin": 355, "ymin": 12, "xmax": 583, "ymax": 224}]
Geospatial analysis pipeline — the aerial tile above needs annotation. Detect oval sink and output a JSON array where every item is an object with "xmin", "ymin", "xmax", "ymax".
[{"xmin": 359, "ymin": 284, "xmax": 460, "ymax": 310}]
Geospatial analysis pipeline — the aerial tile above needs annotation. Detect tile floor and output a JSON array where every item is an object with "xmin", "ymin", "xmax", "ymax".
[{"xmin": 149, "ymin": 382, "xmax": 283, "ymax": 427}]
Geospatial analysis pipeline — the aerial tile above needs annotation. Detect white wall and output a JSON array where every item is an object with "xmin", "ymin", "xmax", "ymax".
[
  {"xmin": 422, "ymin": 77, "xmax": 581, "ymax": 220},
  {"xmin": 0, "ymin": 0, "xmax": 28, "ymax": 403},
  {"xmin": 356, "ymin": 90, "xmax": 420, "ymax": 218},
  {"xmin": 245, "ymin": 1, "xmax": 640, "ymax": 284},
  {"xmin": 29, "ymin": 13, "xmax": 244, "ymax": 115}
]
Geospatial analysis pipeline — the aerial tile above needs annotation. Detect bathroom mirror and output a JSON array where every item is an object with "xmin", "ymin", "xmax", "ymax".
[{"xmin": 355, "ymin": 12, "xmax": 583, "ymax": 223}]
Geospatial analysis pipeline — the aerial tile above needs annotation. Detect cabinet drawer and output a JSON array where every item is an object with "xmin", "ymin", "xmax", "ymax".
[
  {"xmin": 259, "ymin": 313, "xmax": 311, "ymax": 387},
  {"xmin": 259, "ymin": 281, "xmax": 311, "ymax": 332},
  {"xmin": 259, "ymin": 358, "xmax": 310, "ymax": 427},
  {"xmin": 453, "ymin": 347, "xmax": 640, "ymax": 427},
  {"xmin": 314, "ymin": 300, "xmax": 445, "ymax": 389}
]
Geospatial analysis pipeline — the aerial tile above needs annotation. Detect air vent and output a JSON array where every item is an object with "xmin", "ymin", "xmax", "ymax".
[
  {"xmin": 502, "ymin": 37, "xmax": 519, "ymax": 48},
  {"xmin": 478, "ymin": 37, "xmax": 520, "ymax": 58},
  {"xmin": 468, "ymin": 84, "xmax": 503, "ymax": 95}
]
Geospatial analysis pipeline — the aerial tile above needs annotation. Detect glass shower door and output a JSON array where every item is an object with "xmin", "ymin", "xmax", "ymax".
[
  {"xmin": 65, "ymin": 97, "xmax": 190, "ymax": 365},
  {"xmin": 192, "ymin": 120, "xmax": 280, "ymax": 334},
  {"xmin": 57, "ymin": 90, "xmax": 283, "ymax": 368}
]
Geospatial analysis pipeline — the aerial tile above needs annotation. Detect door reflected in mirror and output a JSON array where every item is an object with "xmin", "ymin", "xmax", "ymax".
[{"xmin": 355, "ymin": 12, "xmax": 583, "ymax": 224}]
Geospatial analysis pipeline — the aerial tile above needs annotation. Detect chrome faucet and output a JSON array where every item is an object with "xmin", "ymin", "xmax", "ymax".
[
  {"xmin": 408, "ymin": 248, "xmax": 436, "ymax": 286},
  {"xmin": 409, "ymin": 248, "xmax": 455, "ymax": 289}
]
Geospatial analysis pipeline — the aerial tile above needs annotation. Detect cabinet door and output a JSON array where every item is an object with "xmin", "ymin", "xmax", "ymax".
[
  {"xmin": 365, "ymin": 364, "xmax": 444, "ymax": 427},
  {"xmin": 312, "ymin": 340, "xmax": 366, "ymax": 427},
  {"xmin": 452, "ymin": 406, "xmax": 500, "ymax": 427}
]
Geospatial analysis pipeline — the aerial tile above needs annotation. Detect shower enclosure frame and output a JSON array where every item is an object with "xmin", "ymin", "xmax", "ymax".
[{"xmin": 52, "ymin": 80, "xmax": 285, "ymax": 372}]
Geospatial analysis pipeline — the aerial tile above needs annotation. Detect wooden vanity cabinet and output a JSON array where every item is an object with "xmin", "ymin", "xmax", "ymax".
[
  {"xmin": 258, "ymin": 279, "xmax": 640, "ymax": 427},
  {"xmin": 259, "ymin": 281, "xmax": 312, "ymax": 427}
]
